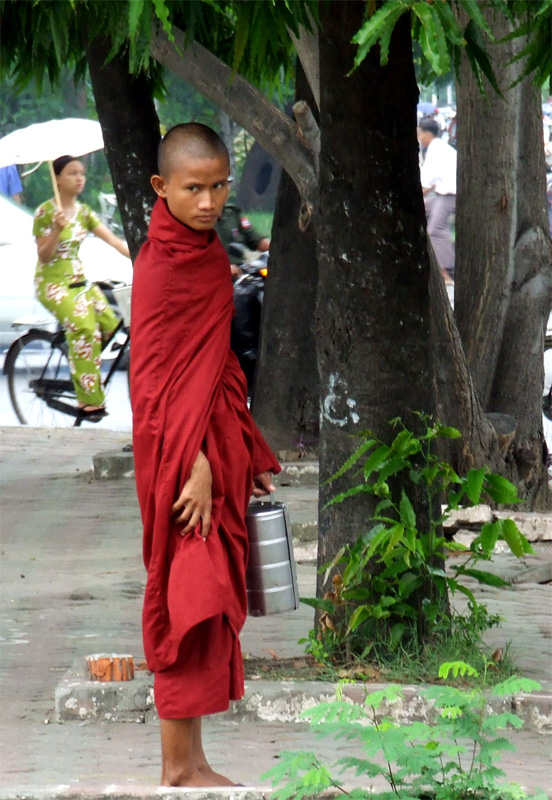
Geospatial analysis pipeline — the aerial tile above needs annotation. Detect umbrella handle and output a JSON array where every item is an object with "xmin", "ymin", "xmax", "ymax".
[{"xmin": 48, "ymin": 160, "xmax": 62, "ymax": 208}]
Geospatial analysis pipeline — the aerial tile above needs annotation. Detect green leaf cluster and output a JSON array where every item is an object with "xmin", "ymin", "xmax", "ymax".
[
  {"xmin": 307, "ymin": 415, "xmax": 532, "ymax": 667},
  {"xmin": 0, "ymin": 0, "xmax": 316, "ymax": 96},
  {"xmin": 505, "ymin": 0, "xmax": 552, "ymax": 89},
  {"xmin": 352, "ymin": 0, "xmax": 551, "ymax": 93},
  {"xmin": 263, "ymin": 664, "xmax": 545, "ymax": 800},
  {"xmin": 1, "ymin": 0, "xmax": 550, "ymax": 111}
]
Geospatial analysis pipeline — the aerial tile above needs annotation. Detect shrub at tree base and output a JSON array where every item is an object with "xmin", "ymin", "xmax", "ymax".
[
  {"xmin": 301, "ymin": 417, "xmax": 533, "ymax": 676},
  {"xmin": 263, "ymin": 662, "xmax": 547, "ymax": 800}
]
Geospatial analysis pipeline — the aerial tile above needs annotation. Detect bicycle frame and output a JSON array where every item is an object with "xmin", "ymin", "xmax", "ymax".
[
  {"xmin": 5, "ymin": 318, "xmax": 130, "ymax": 425},
  {"xmin": 100, "ymin": 318, "xmax": 130, "ymax": 387},
  {"xmin": 48, "ymin": 321, "xmax": 129, "ymax": 421}
]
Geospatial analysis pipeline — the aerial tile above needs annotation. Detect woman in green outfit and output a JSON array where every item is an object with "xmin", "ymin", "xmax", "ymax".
[{"xmin": 33, "ymin": 155, "xmax": 130, "ymax": 418}]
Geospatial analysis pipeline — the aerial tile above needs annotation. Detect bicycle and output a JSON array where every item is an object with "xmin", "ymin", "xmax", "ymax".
[{"xmin": 3, "ymin": 281, "xmax": 131, "ymax": 427}]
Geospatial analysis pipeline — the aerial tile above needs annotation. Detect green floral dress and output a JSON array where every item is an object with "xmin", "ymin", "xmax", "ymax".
[{"xmin": 33, "ymin": 199, "xmax": 119, "ymax": 406}]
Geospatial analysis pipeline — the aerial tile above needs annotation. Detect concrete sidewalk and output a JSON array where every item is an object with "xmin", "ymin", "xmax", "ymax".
[{"xmin": 1, "ymin": 427, "xmax": 551, "ymax": 797}]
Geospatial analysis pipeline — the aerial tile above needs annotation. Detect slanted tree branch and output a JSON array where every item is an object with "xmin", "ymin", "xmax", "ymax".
[
  {"xmin": 289, "ymin": 24, "xmax": 320, "ymax": 109},
  {"xmin": 293, "ymin": 100, "xmax": 320, "ymax": 172},
  {"xmin": 150, "ymin": 26, "xmax": 318, "ymax": 229}
]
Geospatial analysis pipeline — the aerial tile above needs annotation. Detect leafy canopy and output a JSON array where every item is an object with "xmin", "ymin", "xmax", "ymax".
[
  {"xmin": 353, "ymin": 0, "xmax": 551, "ymax": 93},
  {"xmin": 1, "ymin": 0, "xmax": 549, "ymax": 95},
  {"xmin": 0, "ymin": 0, "xmax": 316, "ymax": 92}
]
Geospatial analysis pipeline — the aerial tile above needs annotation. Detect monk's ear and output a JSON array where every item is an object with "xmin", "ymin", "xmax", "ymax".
[{"xmin": 151, "ymin": 174, "xmax": 167, "ymax": 198}]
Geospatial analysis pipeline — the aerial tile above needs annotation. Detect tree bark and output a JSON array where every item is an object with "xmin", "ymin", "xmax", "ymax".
[
  {"xmin": 251, "ymin": 61, "xmax": 319, "ymax": 454},
  {"xmin": 429, "ymin": 243, "xmax": 502, "ymax": 473},
  {"xmin": 456, "ymin": 10, "xmax": 552, "ymax": 507},
  {"xmin": 87, "ymin": 38, "xmax": 160, "ymax": 259},
  {"xmin": 315, "ymin": 4, "xmax": 436, "ymax": 592},
  {"xmin": 150, "ymin": 27, "xmax": 318, "ymax": 229},
  {"xmin": 218, "ymin": 110, "xmax": 237, "ymax": 179},
  {"xmin": 288, "ymin": 24, "xmax": 320, "ymax": 110}
]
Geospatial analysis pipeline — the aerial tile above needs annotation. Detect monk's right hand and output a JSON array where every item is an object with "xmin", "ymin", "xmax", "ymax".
[{"xmin": 171, "ymin": 450, "xmax": 212, "ymax": 540}]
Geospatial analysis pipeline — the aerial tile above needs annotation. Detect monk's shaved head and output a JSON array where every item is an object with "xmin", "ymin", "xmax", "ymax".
[{"xmin": 158, "ymin": 123, "xmax": 230, "ymax": 178}]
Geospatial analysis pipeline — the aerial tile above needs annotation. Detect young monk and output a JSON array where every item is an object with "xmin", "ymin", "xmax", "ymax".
[{"xmin": 130, "ymin": 123, "xmax": 280, "ymax": 787}]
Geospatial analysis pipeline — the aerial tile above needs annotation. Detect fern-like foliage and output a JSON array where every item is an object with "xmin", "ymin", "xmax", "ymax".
[
  {"xmin": 263, "ymin": 669, "xmax": 547, "ymax": 800},
  {"xmin": 0, "ymin": 0, "xmax": 317, "ymax": 94},
  {"xmin": 1, "ymin": 0, "xmax": 549, "ymax": 96},
  {"xmin": 352, "ymin": 0, "xmax": 551, "ymax": 91}
]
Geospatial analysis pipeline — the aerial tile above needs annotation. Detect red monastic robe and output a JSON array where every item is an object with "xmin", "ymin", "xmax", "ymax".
[{"xmin": 130, "ymin": 198, "xmax": 280, "ymax": 718}]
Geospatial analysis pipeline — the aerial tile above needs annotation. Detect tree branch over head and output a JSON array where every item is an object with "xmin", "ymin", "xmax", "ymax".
[
  {"xmin": 292, "ymin": 100, "xmax": 320, "ymax": 173},
  {"xmin": 288, "ymin": 24, "xmax": 320, "ymax": 110},
  {"xmin": 150, "ymin": 26, "xmax": 319, "ymax": 230}
]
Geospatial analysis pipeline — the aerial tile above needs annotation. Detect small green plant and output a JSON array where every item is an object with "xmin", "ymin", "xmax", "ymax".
[
  {"xmin": 263, "ymin": 662, "xmax": 546, "ymax": 800},
  {"xmin": 302, "ymin": 417, "xmax": 532, "ymax": 668}
]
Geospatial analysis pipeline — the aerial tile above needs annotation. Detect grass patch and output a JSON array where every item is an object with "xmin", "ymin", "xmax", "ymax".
[
  {"xmin": 243, "ymin": 629, "xmax": 516, "ymax": 688},
  {"xmin": 367, "ymin": 637, "xmax": 515, "ymax": 686}
]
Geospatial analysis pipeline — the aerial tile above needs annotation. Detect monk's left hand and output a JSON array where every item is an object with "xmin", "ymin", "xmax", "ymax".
[
  {"xmin": 252, "ymin": 471, "xmax": 276, "ymax": 498},
  {"xmin": 171, "ymin": 450, "xmax": 212, "ymax": 539}
]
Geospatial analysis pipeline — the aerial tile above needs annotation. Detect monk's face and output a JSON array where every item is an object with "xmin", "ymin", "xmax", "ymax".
[{"xmin": 151, "ymin": 155, "xmax": 230, "ymax": 231}]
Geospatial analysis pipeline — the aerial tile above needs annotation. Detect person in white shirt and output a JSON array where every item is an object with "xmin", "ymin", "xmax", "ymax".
[{"xmin": 418, "ymin": 117, "xmax": 457, "ymax": 285}]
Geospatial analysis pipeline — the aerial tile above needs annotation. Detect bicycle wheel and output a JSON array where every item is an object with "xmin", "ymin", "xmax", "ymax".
[{"xmin": 5, "ymin": 330, "xmax": 75, "ymax": 427}]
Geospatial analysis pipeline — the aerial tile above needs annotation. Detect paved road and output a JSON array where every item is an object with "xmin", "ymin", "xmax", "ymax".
[{"xmin": 1, "ymin": 427, "xmax": 551, "ymax": 795}]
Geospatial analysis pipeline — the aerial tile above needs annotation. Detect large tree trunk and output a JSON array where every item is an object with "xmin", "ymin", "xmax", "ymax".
[
  {"xmin": 315, "ymin": 4, "xmax": 436, "ymax": 592},
  {"xmin": 251, "ymin": 170, "xmax": 320, "ymax": 454},
  {"xmin": 87, "ymin": 38, "xmax": 160, "ymax": 259},
  {"xmin": 429, "ymin": 244, "xmax": 502, "ymax": 473},
  {"xmin": 251, "ymin": 62, "xmax": 319, "ymax": 454},
  {"xmin": 455, "ymin": 11, "xmax": 552, "ymax": 507}
]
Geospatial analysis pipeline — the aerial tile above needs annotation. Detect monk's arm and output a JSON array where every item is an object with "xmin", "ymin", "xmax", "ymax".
[
  {"xmin": 251, "ymin": 423, "xmax": 281, "ymax": 479},
  {"xmin": 171, "ymin": 450, "xmax": 212, "ymax": 540},
  {"xmin": 250, "ymin": 422, "xmax": 280, "ymax": 497}
]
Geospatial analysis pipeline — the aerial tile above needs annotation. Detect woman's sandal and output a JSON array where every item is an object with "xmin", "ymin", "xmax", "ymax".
[{"xmin": 78, "ymin": 405, "xmax": 108, "ymax": 419}]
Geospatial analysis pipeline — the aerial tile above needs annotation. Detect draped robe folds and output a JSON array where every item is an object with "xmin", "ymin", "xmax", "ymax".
[{"xmin": 130, "ymin": 198, "xmax": 280, "ymax": 718}]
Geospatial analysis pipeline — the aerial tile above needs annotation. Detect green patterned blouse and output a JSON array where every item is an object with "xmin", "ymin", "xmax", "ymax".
[{"xmin": 33, "ymin": 199, "xmax": 101, "ymax": 284}]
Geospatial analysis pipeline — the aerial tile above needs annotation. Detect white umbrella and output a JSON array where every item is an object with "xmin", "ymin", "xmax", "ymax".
[
  {"xmin": 0, "ymin": 118, "xmax": 104, "ymax": 206},
  {"xmin": 0, "ymin": 118, "xmax": 103, "ymax": 167}
]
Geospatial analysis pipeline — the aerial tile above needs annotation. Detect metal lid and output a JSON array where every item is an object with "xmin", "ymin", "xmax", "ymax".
[{"xmin": 246, "ymin": 501, "xmax": 287, "ymax": 520}]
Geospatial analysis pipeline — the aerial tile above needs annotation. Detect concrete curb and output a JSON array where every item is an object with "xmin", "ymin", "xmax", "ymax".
[
  {"xmin": 91, "ymin": 452, "xmax": 320, "ymax": 543},
  {"xmin": 0, "ymin": 789, "xmax": 265, "ymax": 800},
  {"xmin": 234, "ymin": 680, "xmax": 552, "ymax": 734},
  {"xmin": 55, "ymin": 659, "xmax": 552, "ymax": 734},
  {"xmin": 92, "ymin": 452, "xmax": 319, "ymax": 487},
  {"xmin": 275, "ymin": 462, "xmax": 319, "ymax": 487},
  {"xmin": 93, "ymin": 449, "xmax": 134, "ymax": 481},
  {"xmin": 55, "ymin": 659, "xmax": 154, "ymax": 724}
]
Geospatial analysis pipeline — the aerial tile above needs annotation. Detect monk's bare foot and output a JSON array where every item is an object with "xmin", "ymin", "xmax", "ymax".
[
  {"xmin": 200, "ymin": 766, "xmax": 236, "ymax": 786},
  {"xmin": 161, "ymin": 766, "xmax": 220, "ymax": 787},
  {"xmin": 195, "ymin": 759, "xmax": 235, "ymax": 786}
]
